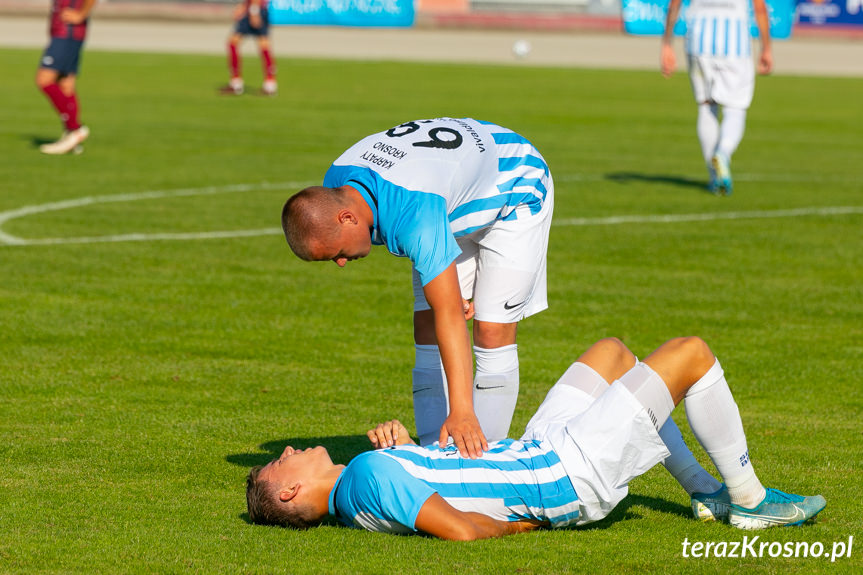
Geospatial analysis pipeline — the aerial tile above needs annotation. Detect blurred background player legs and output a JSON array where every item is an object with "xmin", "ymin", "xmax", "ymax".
[
  {"xmin": 695, "ymin": 102, "xmax": 720, "ymax": 190},
  {"xmin": 695, "ymin": 101, "xmax": 746, "ymax": 195},
  {"xmin": 223, "ymin": 0, "xmax": 277, "ymax": 96},
  {"xmin": 36, "ymin": 67, "xmax": 89, "ymax": 155},
  {"xmin": 711, "ymin": 106, "xmax": 747, "ymax": 195},
  {"xmin": 37, "ymin": 0, "xmax": 95, "ymax": 155}
]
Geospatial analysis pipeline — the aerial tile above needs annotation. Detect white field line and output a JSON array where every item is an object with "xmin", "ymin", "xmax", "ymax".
[
  {"xmin": 0, "ymin": 181, "xmax": 311, "ymax": 246},
  {"xmin": 0, "ymin": 181, "xmax": 861, "ymax": 247},
  {"xmin": 554, "ymin": 206, "xmax": 863, "ymax": 226}
]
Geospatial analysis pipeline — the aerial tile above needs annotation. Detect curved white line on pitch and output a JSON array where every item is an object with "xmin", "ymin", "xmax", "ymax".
[
  {"xmin": 0, "ymin": 182, "xmax": 861, "ymax": 247},
  {"xmin": 0, "ymin": 181, "xmax": 312, "ymax": 246}
]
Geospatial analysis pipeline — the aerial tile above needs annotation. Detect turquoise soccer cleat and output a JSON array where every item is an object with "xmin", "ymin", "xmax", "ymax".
[
  {"xmin": 711, "ymin": 152, "xmax": 733, "ymax": 196},
  {"xmin": 691, "ymin": 485, "xmax": 730, "ymax": 522},
  {"xmin": 728, "ymin": 488, "xmax": 826, "ymax": 530}
]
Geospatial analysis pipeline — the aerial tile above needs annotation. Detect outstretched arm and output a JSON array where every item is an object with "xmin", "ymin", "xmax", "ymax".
[
  {"xmin": 422, "ymin": 262, "xmax": 488, "ymax": 459},
  {"xmin": 660, "ymin": 0, "xmax": 684, "ymax": 77},
  {"xmin": 415, "ymin": 494, "xmax": 548, "ymax": 540}
]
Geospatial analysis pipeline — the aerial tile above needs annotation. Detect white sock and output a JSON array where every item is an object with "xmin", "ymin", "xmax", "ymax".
[
  {"xmin": 658, "ymin": 418, "xmax": 723, "ymax": 495},
  {"xmin": 618, "ymin": 362, "xmax": 675, "ymax": 432},
  {"xmin": 684, "ymin": 359, "xmax": 766, "ymax": 508},
  {"xmin": 473, "ymin": 345, "xmax": 519, "ymax": 442},
  {"xmin": 412, "ymin": 344, "xmax": 448, "ymax": 446},
  {"xmin": 717, "ymin": 106, "xmax": 747, "ymax": 159},
  {"xmin": 697, "ymin": 102, "xmax": 720, "ymax": 170}
]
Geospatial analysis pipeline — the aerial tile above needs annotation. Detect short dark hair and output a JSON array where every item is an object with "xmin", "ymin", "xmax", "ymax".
[
  {"xmin": 281, "ymin": 187, "xmax": 344, "ymax": 261},
  {"xmin": 246, "ymin": 465, "xmax": 322, "ymax": 529}
]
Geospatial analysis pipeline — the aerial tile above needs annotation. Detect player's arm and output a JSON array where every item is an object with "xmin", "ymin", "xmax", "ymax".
[
  {"xmin": 60, "ymin": 0, "xmax": 97, "ymax": 24},
  {"xmin": 367, "ymin": 419, "xmax": 416, "ymax": 449},
  {"xmin": 248, "ymin": 0, "xmax": 264, "ymax": 27},
  {"xmin": 415, "ymin": 494, "xmax": 547, "ymax": 541},
  {"xmin": 422, "ymin": 262, "xmax": 488, "ymax": 459},
  {"xmin": 660, "ymin": 0, "xmax": 684, "ymax": 77},
  {"xmin": 752, "ymin": 0, "xmax": 773, "ymax": 74}
]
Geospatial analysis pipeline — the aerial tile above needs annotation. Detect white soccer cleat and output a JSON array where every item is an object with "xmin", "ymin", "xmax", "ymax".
[
  {"xmin": 39, "ymin": 126, "xmax": 90, "ymax": 155},
  {"xmin": 262, "ymin": 79, "xmax": 278, "ymax": 96},
  {"xmin": 220, "ymin": 77, "xmax": 244, "ymax": 95}
]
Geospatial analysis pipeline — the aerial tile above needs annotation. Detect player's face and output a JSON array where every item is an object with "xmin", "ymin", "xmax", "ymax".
[
  {"xmin": 329, "ymin": 224, "xmax": 372, "ymax": 268},
  {"xmin": 258, "ymin": 445, "xmax": 333, "ymax": 486}
]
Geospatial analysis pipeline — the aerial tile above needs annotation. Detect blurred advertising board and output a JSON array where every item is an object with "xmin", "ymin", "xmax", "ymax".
[
  {"xmin": 270, "ymin": 0, "xmax": 415, "ymax": 26},
  {"xmin": 620, "ymin": 0, "xmax": 795, "ymax": 38},
  {"xmin": 796, "ymin": 0, "xmax": 863, "ymax": 27}
]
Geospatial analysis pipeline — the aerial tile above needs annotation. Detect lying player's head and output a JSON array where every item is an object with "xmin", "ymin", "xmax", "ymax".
[
  {"xmin": 246, "ymin": 445, "xmax": 331, "ymax": 529},
  {"xmin": 282, "ymin": 186, "xmax": 370, "ymax": 266}
]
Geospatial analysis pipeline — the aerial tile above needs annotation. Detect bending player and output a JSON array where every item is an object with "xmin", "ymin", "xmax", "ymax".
[
  {"xmin": 246, "ymin": 336, "xmax": 825, "ymax": 539},
  {"xmin": 281, "ymin": 118, "xmax": 554, "ymax": 458}
]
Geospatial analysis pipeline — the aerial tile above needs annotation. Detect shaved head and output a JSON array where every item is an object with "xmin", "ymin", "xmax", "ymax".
[{"xmin": 281, "ymin": 186, "xmax": 348, "ymax": 260}]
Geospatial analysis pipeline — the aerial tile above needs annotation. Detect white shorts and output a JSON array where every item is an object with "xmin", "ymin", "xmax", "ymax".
[
  {"xmin": 521, "ymin": 374, "xmax": 670, "ymax": 525},
  {"xmin": 688, "ymin": 54, "xmax": 755, "ymax": 109},
  {"xmin": 412, "ymin": 184, "xmax": 554, "ymax": 324}
]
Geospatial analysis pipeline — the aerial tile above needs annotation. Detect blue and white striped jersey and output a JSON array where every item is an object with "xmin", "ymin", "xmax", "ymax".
[
  {"xmin": 685, "ymin": 0, "xmax": 753, "ymax": 58},
  {"xmin": 328, "ymin": 439, "xmax": 581, "ymax": 535},
  {"xmin": 322, "ymin": 118, "xmax": 551, "ymax": 286}
]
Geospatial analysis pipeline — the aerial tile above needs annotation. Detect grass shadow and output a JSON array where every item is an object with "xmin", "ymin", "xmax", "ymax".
[
  {"xmin": 605, "ymin": 171, "xmax": 712, "ymax": 194},
  {"xmin": 26, "ymin": 134, "xmax": 56, "ymax": 148},
  {"xmin": 574, "ymin": 493, "xmax": 693, "ymax": 532}
]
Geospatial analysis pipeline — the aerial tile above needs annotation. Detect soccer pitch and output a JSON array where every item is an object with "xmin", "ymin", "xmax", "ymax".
[{"xmin": 1, "ymin": 46, "xmax": 861, "ymax": 573}]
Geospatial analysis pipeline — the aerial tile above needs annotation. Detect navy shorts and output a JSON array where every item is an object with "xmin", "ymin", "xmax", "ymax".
[
  {"xmin": 40, "ymin": 37, "xmax": 84, "ymax": 75},
  {"xmin": 235, "ymin": 10, "xmax": 270, "ymax": 36}
]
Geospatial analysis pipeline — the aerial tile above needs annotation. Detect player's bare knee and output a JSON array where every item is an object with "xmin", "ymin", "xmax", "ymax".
[
  {"xmin": 599, "ymin": 337, "xmax": 635, "ymax": 367},
  {"xmin": 473, "ymin": 321, "xmax": 517, "ymax": 348},
  {"xmin": 576, "ymin": 337, "xmax": 635, "ymax": 381},
  {"xmin": 674, "ymin": 336, "xmax": 714, "ymax": 370},
  {"xmin": 35, "ymin": 70, "xmax": 53, "ymax": 89}
]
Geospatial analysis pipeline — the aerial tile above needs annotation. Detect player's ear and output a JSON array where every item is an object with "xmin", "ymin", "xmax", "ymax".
[
  {"xmin": 337, "ymin": 209, "xmax": 358, "ymax": 225},
  {"xmin": 278, "ymin": 482, "xmax": 300, "ymax": 502}
]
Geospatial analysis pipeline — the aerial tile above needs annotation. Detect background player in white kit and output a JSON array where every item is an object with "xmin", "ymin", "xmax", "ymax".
[
  {"xmin": 281, "ymin": 118, "xmax": 554, "ymax": 458},
  {"xmin": 661, "ymin": 0, "xmax": 773, "ymax": 195}
]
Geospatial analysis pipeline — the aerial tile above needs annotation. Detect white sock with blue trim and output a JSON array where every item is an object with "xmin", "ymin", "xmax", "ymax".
[{"xmin": 684, "ymin": 359, "xmax": 766, "ymax": 508}]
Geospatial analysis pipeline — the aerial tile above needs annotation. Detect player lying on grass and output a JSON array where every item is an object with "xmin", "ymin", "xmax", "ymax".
[{"xmin": 246, "ymin": 336, "xmax": 825, "ymax": 540}]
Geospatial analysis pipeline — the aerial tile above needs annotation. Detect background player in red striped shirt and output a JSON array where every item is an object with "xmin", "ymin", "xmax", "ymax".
[{"xmin": 36, "ymin": 0, "xmax": 95, "ymax": 155}]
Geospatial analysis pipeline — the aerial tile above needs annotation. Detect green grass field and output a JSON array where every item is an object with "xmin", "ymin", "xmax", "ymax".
[{"xmin": 1, "ymin": 45, "xmax": 861, "ymax": 573}]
